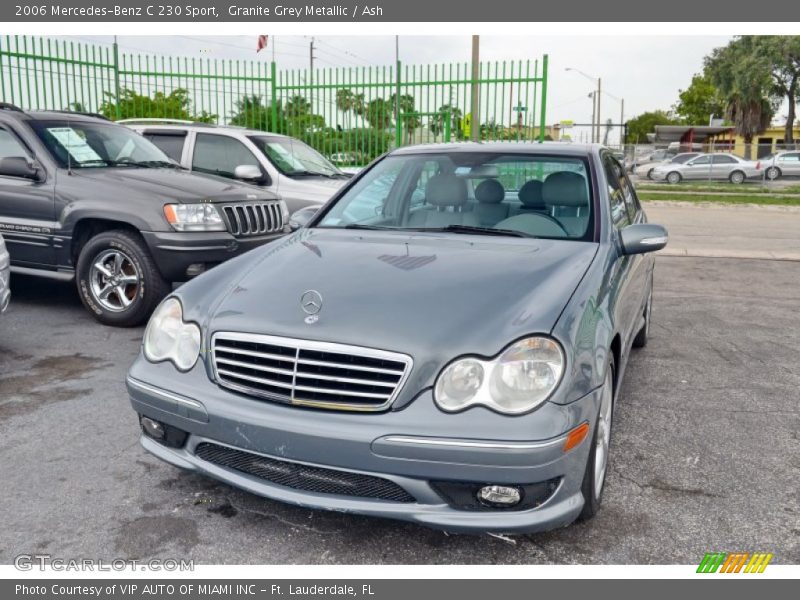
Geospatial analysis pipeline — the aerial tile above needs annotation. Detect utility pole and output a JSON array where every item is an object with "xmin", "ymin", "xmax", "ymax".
[
  {"xmin": 309, "ymin": 37, "xmax": 316, "ymax": 117},
  {"xmin": 470, "ymin": 35, "xmax": 480, "ymax": 142},
  {"xmin": 589, "ymin": 92, "xmax": 596, "ymax": 143},
  {"xmin": 620, "ymin": 98, "xmax": 625, "ymax": 146},
  {"xmin": 596, "ymin": 77, "xmax": 602, "ymax": 145}
]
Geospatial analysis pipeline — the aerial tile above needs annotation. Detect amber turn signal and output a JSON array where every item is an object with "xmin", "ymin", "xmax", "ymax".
[{"xmin": 563, "ymin": 422, "xmax": 590, "ymax": 452}]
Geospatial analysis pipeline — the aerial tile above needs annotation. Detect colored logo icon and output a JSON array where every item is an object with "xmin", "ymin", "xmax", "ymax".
[{"xmin": 697, "ymin": 552, "xmax": 773, "ymax": 573}]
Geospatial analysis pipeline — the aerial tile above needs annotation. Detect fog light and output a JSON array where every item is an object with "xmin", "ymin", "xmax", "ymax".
[
  {"xmin": 185, "ymin": 263, "xmax": 206, "ymax": 278},
  {"xmin": 477, "ymin": 485, "xmax": 522, "ymax": 507},
  {"xmin": 140, "ymin": 416, "xmax": 165, "ymax": 440}
]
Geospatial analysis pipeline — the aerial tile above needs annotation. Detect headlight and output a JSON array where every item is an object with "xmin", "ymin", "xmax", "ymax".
[
  {"xmin": 434, "ymin": 337, "xmax": 565, "ymax": 415},
  {"xmin": 143, "ymin": 297, "xmax": 201, "ymax": 371},
  {"xmin": 163, "ymin": 203, "xmax": 225, "ymax": 232}
]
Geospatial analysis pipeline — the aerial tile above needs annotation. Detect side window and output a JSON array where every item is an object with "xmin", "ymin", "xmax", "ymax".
[
  {"xmin": 712, "ymin": 155, "xmax": 736, "ymax": 164},
  {"xmin": 618, "ymin": 162, "xmax": 640, "ymax": 220},
  {"xmin": 603, "ymin": 155, "xmax": 630, "ymax": 228},
  {"xmin": 782, "ymin": 153, "xmax": 800, "ymax": 162},
  {"xmin": 691, "ymin": 155, "xmax": 711, "ymax": 165},
  {"xmin": 143, "ymin": 132, "xmax": 186, "ymax": 162},
  {"xmin": 192, "ymin": 134, "xmax": 260, "ymax": 179},
  {"xmin": 0, "ymin": 128, "xmax": 30, "ymax": 161}
]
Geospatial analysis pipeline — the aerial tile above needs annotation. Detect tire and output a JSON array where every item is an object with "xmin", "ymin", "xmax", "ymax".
[
  {"xmin": 632, "ymin": 277, "xmax": 653, "ymax": 349},
  {"xmin": 578, "ymin": 356, "xmax": 615, "ymax": 521},
  {"xmin": 729, "ymin": 170, "xmax": 745, "ymax": 184},
  {"xmin": 765, "ymin": 166, "xmax": 781, "ymax": 181},
  {"xmin": 75, "ymin": 229, "xmax": 170, "ymax": 327},
  {"xmin": 646, "ymin": 168, "xmax": 654, "ymax": 180},
  {"xmin": 666, "ymin": 171, "xmax": 681, "ymax": 184}
]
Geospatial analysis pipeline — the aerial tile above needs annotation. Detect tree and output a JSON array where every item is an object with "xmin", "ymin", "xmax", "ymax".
[
  {"xmin": 99, "ymin": 88, "xmax": 216, "ymax": 123},
  {"xmin": 362, "ymin": 98, "xmax": 393, "ymax": 131},
  {"xmin": 391, "ymin": 93, "xmax": 420, "ymax": 143},
  {"xmin": 335, "ymin": 89, "xmax": 355, "ymax": 130},
  {"xmin": 705, "ymin": 37, "xmax": 777, "ymax": 159},
  {"xmin": 624, "ymin": 110, "xmax": 680, "ymax": 144},
  {"xmin": 230, "ymin": 95, "xmax": 283, "ymax": 132},
  {"xmin": 673, "ymin": 74, "xmax": 726, "ymax": 125},
  {"xmin": 429, "ymin": 104, "xmax": 463, "ymax": 139},
  {"xmin": 284, "ymin": 95, "xmax": 311, "ymax": 118},
  {"xmin": 751, "ymin": 36, "xmax": 800, "ymax": 146}
]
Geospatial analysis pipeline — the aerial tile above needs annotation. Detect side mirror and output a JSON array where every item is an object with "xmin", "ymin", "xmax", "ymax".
[
  {"xmin": 0, "ymin": 156, "xmax": 43, "ymax": 181},
  {"xmin": 234, "ymin": 164, "xmax": 267, "ymax": 185},
  {"xmin": 288, "ymin": 205, "xmax": 320, "ymax": 231},
  {"xmin": 619, "ymin": 223, "xmax": 669, "ymax": 255}
]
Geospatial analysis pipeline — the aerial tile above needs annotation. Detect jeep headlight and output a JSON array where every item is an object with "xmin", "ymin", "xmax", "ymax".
[
  {"xmin": 163, "ymin": 203, "xmax": 225, "ymax": 232},
  {"xmin": 143, "ymin": 298, "xmax": 201, "ymax": 371},
  {"xmin": 434, "ymin": 337, "xmax": 565, "ymax": 415}
]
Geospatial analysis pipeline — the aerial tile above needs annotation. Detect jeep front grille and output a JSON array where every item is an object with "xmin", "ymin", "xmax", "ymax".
[
  {"xmin": 211, "ymin": 332, "xmax": 413, "ymax": 412},
  {"xmin": 222, "ymin": 202, "xmax": 284, "ymax": 236},
  {"xmin": 194, "ymin": 442, "xmax": 416, "ymax": 502}
]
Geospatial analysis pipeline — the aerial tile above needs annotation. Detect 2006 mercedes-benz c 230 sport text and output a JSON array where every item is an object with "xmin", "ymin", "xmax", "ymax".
[{"xmin": 127, "ymin": 143, "xmax": 668, "ymax": 533}]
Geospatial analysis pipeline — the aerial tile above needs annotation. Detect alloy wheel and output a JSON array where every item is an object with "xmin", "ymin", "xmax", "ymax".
[
  {"xmin": 89, "ymin": 249, "xmax": 140, "ymax": 312},
  {"xmin": 594, "ymin": 369, "xmax": 614, "ymax": 498}
]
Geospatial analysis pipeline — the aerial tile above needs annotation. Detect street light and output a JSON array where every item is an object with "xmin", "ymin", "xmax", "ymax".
[
  {"xmin": 566, "ymin": 67, "xmax": 601, "ymax": 143},
  {"xmin": 566, "ymin": 67, "xmax": 626, "ymax": 147}
]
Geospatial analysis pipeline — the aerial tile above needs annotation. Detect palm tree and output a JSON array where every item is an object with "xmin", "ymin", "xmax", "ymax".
[{"xmin": 335, "ymin": 89, "xmax": 354, "ymax": 130}]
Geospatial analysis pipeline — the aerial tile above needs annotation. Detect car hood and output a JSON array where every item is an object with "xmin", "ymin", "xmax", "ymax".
[
  {"xmin": 198, "ymin": 229, "xmax": 598, "ymax": 392},
  {"xmin": 72, "ymin": 168, "xmax": 279, "ymax": 203},
  {"xmin": 279, "ymin": 175, "xmax": 348, "ymax": 199}
]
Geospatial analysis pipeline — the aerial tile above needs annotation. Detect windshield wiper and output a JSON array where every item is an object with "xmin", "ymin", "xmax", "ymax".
[
  {"xmin": 410, "ymin": 225, "xmax": 534, "ymax": 238},
  {"xmin": 342, "ymin": 224, "xmax": 397, "ymax": 230},
  {"xmin": 289, "ymin": 169, "xmax": 338, "ymax": 178}
]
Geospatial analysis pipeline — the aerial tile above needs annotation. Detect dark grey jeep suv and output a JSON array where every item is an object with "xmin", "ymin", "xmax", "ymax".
[{"xmin": 0, "ymin": 104, "xmax": 288, "ymax": 326}]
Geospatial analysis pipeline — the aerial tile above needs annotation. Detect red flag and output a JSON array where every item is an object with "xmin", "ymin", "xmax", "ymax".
[{"xmin": 256, "ymin": 35, "xmax": 268, "ymax": 53}]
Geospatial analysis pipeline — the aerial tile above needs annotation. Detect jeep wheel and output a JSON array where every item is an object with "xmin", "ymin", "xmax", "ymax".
[{"xmin": 76, "ymin": 230, "xmax": 170, "ymax": 327}]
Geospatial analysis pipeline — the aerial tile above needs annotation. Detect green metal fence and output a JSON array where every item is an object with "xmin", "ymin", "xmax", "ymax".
[{"xmin": 0, "ymin": 35, "xmax": 549, "ymax": 166}]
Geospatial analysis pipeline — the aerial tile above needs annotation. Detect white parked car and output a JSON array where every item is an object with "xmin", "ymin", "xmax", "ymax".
[
  {"xmin": 764, "ymin": 150, "xmax": 800, "ymax": 180},
  {"xmin": 121, "ymin": 120, "xmax": 351, "ymax": 213},
  {"xmin": 650, "ymin": 153, "xmax": 762, "ymax": 184},
  {"xmin": 0, "ymin": 232, "xmax": 9, "ymax": 314}
]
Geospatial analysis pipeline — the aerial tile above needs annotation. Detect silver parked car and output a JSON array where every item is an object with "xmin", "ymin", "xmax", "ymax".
[
  {"xmin": 121, "ymin": 120, "xmax": 350, "ymax": 212},
  {"xmin": 633, "ymin": 152, "xmax": 701, "ymax": 179},
  {"xmin": 0, "ymin": 232, "xmax": 9, "ymax": 314},
  {"xmin": 764, "ymin": 150, "xmax": 800, "ymax": 180},
  {"xmin": 127, "ymin": 142, "xmax": 668, "ymax": 534},
  {"xmin": 650, "ymin": 153, "xmax": 762, "ymax": 184}
]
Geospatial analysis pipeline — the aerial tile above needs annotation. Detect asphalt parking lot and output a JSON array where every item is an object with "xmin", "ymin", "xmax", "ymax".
[{"xmin": 1, "ymin": 254, "xmax": 799, "ymax": 565}]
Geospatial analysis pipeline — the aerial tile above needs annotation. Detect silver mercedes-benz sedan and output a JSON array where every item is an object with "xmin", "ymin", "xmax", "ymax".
[
  {"xmin": 650, "ymin": 152, "xmax": 762, "ymax": 184},
  {"xmin": 764, "ymin": 150, "xmax": 800, "ymax": 180},
  {"xmin": 127, "ymin": 142, "xmax": 668, "ymax": 534}
]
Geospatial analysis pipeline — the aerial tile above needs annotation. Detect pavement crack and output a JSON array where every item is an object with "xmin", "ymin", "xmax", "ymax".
[{"xmin": 613, "ymin": 469, "xmax": 721, "ymax": 498}]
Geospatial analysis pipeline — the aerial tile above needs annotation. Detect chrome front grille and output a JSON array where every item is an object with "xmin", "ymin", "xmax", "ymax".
[
  {"xmin": 223, "ymin": 202, "xmax": 284, "ymax": 236},
  {"xmin": 211, "ymin": 332, "xmax": 413, "ymax": 412}
]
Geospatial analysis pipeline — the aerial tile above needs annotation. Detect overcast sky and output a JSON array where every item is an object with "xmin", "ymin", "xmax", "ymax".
[{"xmin": 73, "ymin": 34, "xmax": 733, "ymax": 139}]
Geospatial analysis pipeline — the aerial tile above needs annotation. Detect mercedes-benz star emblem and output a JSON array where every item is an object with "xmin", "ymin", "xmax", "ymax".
[{"xmin": 300, "ymin": 290, "xmax": 323, "ymax": 321}]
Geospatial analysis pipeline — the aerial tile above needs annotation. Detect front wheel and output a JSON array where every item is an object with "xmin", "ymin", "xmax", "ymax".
[
  {"xmin": 666, "ymin": 171, "xmax": 682, "ymax": 184},
  {"xmin": 765, "ymin": 166, "xmax": 781, "ymax": 181},
  {"xmin": 578, "ymin": 356, "xmax": 615, "ymax": 521},
  {"xmin": 76, "ymin": 230, "xmax": 170, "ymax": 327},
  {"xmin": 729, "ymin": 170, "xmax": 745, "ymax": 184}
]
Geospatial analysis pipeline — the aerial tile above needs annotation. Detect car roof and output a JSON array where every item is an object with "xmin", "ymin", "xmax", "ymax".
[
  {"xmin": 0, "ymin": 108, "xmax": 112, "ymax": 123},
  {"xmin": 121, "ymin": 120, "xmax": 291, "ymax": 139},
  {"xmin": 390, "ymin": 141, "xmax": 605, "ymax": 157}
]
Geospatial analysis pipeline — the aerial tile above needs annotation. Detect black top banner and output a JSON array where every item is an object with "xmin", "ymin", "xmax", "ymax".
[{"xmin": 4, "ymin": 0, "xmax": 800, "ymax": 21}]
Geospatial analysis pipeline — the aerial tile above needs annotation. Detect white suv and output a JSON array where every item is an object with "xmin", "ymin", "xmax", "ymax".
[{"xmin": 121, "ymin": 120, "xmax": 351, "ymax": 213}]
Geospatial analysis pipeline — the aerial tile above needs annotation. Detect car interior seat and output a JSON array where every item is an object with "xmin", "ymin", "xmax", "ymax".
[
  {"xmin": 541, "ymin": 171, "xmax": 590, "ymax": 237},
  {"xmin": 472, "ymin": 179, "xmax": 509, "ymax": 227},
  {"xmin": 407, "ymin": 173, "xmax": 480, "ymax": 228}
]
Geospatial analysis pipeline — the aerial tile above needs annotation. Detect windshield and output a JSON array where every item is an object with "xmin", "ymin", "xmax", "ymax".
[
  {"xmin": 315, "ymin": 152, "xmax": 594, "ymax": 241},
  {"xmin": 248, "ymin": 135, "xmax": 343, "ymax": 178},
  {"xmin": 29, "ymin": 120, "xmax": 173, "ymax": 168}
]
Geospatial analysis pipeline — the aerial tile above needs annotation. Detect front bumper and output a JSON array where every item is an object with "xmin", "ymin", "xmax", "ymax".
[
  {"xmin": 127, "ymin": 358, "xmax": 602, "ymax": 534},
  {"xmin": 140, "ymin": 230, "xmax": 286, "ymax": 281}
]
